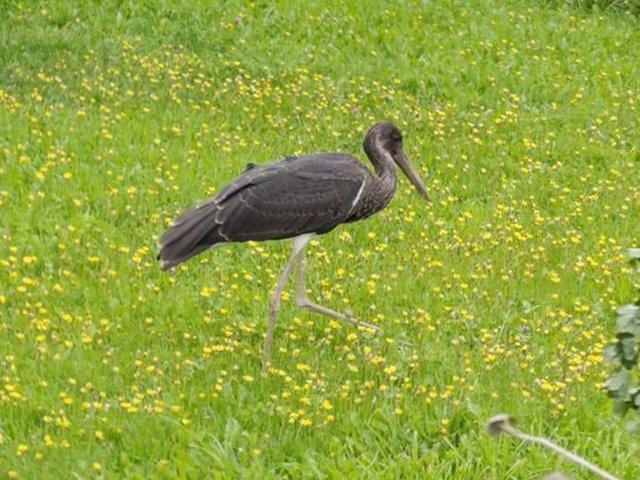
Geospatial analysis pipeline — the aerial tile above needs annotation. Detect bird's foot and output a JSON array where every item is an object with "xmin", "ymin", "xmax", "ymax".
[{"xmin": 296, "ymin": 296, "xmax": 379, "ymax": 333}]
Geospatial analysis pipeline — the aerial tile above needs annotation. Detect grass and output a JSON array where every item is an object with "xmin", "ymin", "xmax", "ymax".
[{"xmin": 1, "ymin": 0, "xmax": 639, "ymax": 478}]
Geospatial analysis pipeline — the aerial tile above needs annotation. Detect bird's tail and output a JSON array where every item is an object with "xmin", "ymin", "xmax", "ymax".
[{"xmin": 156, "ymin": 201, "xmax": 224, "ymax": 270}]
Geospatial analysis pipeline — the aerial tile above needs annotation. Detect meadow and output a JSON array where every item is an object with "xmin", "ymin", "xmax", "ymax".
[{"xmin": 1, "ymin": 0, "xmax": 639, "ymax": 478}]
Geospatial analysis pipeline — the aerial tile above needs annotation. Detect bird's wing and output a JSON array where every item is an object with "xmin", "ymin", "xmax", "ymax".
[
  {"xmin": 213, "ymin": 156, "xmax": 298, "ymax": 204},
  {"xmin": 161, "ymin": 156, "xmax": 298, "ymax": 241},
  {"xmin": 157, "ymin": 154, "xmax": 369, "ymax": 269},
  {"xmin": 214, "ymin": 154, "xmax": 370, "ymax": 241}
]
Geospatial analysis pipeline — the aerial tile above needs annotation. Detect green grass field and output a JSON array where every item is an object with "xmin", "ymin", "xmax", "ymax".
[{"xmin": 1, "ymin": 0, "xmax": 639, "ymax": 478}]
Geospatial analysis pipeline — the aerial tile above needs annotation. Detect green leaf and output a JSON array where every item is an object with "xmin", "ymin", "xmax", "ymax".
[
  {"xmin": 605, "ymin": 370, "xmax": 631, "ymax": 397},
  {"xmin": 615, "ymin": 305, "xmax": 640, "ymax": 336},
  {"xmin": 628, "ymin": 248, "xmax": 640, "ymax": 261},
  {"xmin": 624, "ymin": 418, "xmax": 640, "ymax": 433},
  {"xmin": 617, "ymin": 304, "xmax": 640, "ymax": 319},
  {"xmin": 603, "ymin": 343, "xmax": 622, "ymax": 365},
  {"xmin": 614, "ymin": 398, "xmax": 631, "ymax": 416},
  {"xmin": 620, "ymin": 335, "xmax": 639, "ymax": 368}
]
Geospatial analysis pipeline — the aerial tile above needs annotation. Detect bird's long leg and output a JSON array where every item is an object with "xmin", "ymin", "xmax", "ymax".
[
  {"xmin": 295, "ymin": 249, "xmax": 380, "ymax": 332},
  {"xmin": 262, "ymin": 234, "xmax": 312, "ymax": 376}
]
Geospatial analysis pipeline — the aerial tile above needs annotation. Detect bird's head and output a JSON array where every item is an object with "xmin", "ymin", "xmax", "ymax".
[{"xmin": 364, "ymin": 122, "xmax": 431, "ymax": 201}]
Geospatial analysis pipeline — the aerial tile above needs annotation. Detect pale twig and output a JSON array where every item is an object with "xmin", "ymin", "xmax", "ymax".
[{"xmin": 486, "ymin": 414, "xmax": 620, "ymax": 480}]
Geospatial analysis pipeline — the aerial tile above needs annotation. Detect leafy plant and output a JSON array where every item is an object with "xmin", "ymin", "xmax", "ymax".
[
  {"xmin": 548, "ymin": 0, "xmax": 640, "ymax": 16},
  {"xmin": 604, "ymin": 249, "xmax": 640, "ymax": 425}
]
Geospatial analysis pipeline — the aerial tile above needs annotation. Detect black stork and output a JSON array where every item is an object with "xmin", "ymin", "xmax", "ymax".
[{"xmin": 157, "ymin": 122, "xmax": 430, "ymax": 374}]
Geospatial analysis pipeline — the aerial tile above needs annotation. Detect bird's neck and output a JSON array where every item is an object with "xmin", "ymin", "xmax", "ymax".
[
  {"xmin": 362, "ymin": 136, "xmax": 397, "ymax": 209},
  {"xmin": 363, "ymin": 136, "xmax": 396, "ymax": 181}
]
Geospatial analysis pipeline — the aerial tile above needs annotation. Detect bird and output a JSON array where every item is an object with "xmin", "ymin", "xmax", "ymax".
[{"xmin": 157, "ymin": 122, "xmax": 430, "ymax": 374}]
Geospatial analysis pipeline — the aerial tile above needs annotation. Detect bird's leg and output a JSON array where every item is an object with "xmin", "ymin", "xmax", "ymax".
[
  {"xmin": 295, "ymin": 249, "xmax": 380, "ymax": 332},
  {"xmin": 262, "ymin": 244, "xmax": 303, "ymax": 376}
]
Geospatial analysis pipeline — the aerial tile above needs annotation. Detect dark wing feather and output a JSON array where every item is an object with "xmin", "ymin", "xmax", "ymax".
[
  {"xmin": 217, "ymin": 154, "xmax": 368, "ymax": 241},
  {"xmin": 157, "ymin": 154, "xmax": 369, "ymax": 269}
]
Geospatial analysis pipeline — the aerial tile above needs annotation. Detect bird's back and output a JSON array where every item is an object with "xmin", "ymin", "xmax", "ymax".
[{"xmin": 157, "ymin": 153, "xmax": 372, "ymax": 269}]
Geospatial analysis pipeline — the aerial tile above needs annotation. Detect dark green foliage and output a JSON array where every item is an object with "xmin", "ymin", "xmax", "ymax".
[
  {"xmin": 548, "ymin": 0, "xmax": 640, "ymax": 16},
  {"xmin": 605, "ymin": 250, "xmax": 640, "ymax": 424}
]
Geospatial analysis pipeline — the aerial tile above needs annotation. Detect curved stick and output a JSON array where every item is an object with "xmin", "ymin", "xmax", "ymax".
[{"xmin": 486, "ymin": 414, "xmax": 620, "ymax": 480}]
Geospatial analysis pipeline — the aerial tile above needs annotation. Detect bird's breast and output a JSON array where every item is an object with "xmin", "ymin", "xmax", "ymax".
[{"xmin": 346, "ymin": 174, "xmax": 396, "ymax": 223}]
